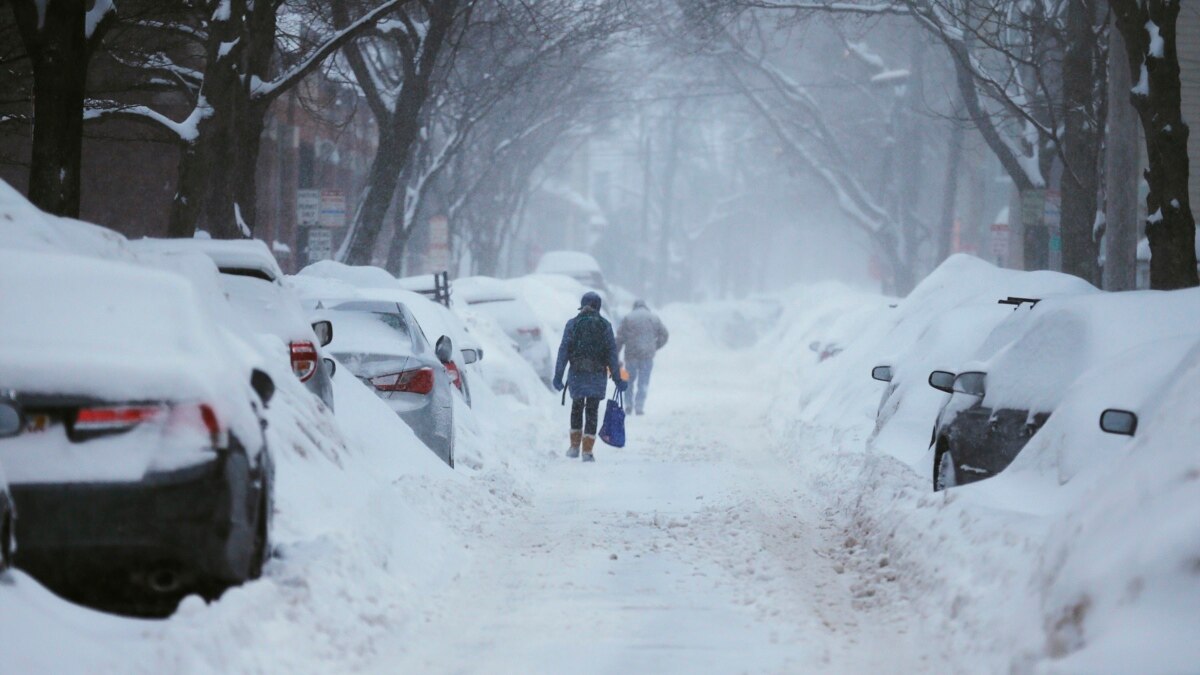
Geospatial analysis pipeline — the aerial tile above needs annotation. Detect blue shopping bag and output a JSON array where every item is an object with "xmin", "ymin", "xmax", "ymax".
[{"xmin": 599, "ymin": 390, "xmax": 626, "ymax": 448}]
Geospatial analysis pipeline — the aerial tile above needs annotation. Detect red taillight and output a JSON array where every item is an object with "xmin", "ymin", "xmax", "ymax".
[
  {"xmin": 444, "ymin": 361, "xmax": 464, "ymax": 392},
  {"xmin": 370, "ymin": 367, "xmax": 435, "ymax": 395},
  {"xmin": 290, "ymin": 341, "xmax": 319, "ymax": 382},
  {"xmin": 75, "ymin": 405, "xmax": 165, "ymax": 432},
  {"xmin": 168, "ymin": 402, "xmax": 225, "ymax": 448},
  {"xmin": 517, "ymin": 326, "xmax": 541, "ymax": 339}
]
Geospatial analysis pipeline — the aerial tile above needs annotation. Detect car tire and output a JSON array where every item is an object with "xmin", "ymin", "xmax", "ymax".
[{"xmin": 934, "ymin": 443, "xmax": 958, "ymax": 492}]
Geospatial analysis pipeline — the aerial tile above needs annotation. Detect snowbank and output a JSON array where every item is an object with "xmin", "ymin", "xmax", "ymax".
[
  {"xmin": 760, "ymin": 254, "xmax": 1200, "ymax": 672},
  {"xmin": 0, "ymin": 180, "xmax": 550, "ymax": 672}
]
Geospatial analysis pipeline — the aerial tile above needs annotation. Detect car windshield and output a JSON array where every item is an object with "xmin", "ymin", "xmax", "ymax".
[{"xmin": 326, "ymin": 306, "xmax": 420, "ymax": 356}]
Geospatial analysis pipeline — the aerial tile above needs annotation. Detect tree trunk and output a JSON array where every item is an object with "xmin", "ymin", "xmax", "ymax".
[
  {"xmin": 1059, "ymin": 0, "xmax": 1102, "ymax": 284},
  {"xmin": 1104, "ymin": 20, "xmax": 1141, "ymax": 291},
  {"xmin": 12, "ymin": 0, "xmax": 93, "ymax": 218},
  {"xmin": 1112, "ymin": 0, "xmax": 1199, "ymax": 289},
  {"xmin": 340, "ymin": 0, "xmax": 458, "ymax": 264},
  {"xmin": 168, "ymin": 0, "xmax": 276, "ymax": 239},
  {"xmin": 344, "ymin": 128, "xmax": 404, "ymax": 264},
  {"xmin": 937, "ymin": 117, "xmax": 964, "ymax": 264}
]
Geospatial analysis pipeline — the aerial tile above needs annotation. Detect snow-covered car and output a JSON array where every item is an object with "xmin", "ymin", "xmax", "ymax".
[
  {"xmin": 535, "ymin": 250, "xmax": 610, "ymax": 296},
  {"xmin": 455, "ymin": 276, "xmax": 553, "ymax": 384},
  {"xmin": 129, "ymin": 238, "xmax": 335, "ymax": 410},
  {"xmin": 0, "ymin": 250, "xmax": 276, "ymax": 614},
  {"xmin": 0, "ymin": 395, "xmax": 17, "ymax": 572},
  {"xmin": 398, "ymin": 293, "xmax": 484, "ymax": 408},
  {"xmin": 318, "ymin": 298, "xmax": 457, "ymax": 467},
  {"xmin": 926, "ymin": 289, "xmax": 1200, "ymax": 490}
]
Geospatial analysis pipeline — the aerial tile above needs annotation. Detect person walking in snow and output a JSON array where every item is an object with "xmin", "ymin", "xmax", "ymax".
[
  {"xmin": 553, "ymin": 291, "xmax": 626, "ymax": 462},
  {"xmin": 616, "ymin": 300, "xmax": 669, "ymax": 415}
]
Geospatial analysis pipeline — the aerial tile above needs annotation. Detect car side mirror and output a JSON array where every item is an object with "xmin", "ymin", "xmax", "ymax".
[
  {"xmin": 0, "ymin": 397, "xmax": 24, "ymax": 438},
  {"xmin": 871, "ymin": 365, "xmax": 893, "ymax": 382},
  {"xmin": 312, "ymin": 320, "xmax": 333, "ymax": 347},
  {"xmin": 323, "ymin": 357, "xmax": 337, "ymax": 378},
  {"xmin": 251, "ymin": 369, "xmax": 276, "ymax": 406},
  {"xmin": 1099, "ymin": 409, "xmax": 1138, "ymax": 436},
  {"xmin": 461, "ymin": 348, "xmax": 481, "ymax": 365},
  {"xmin": 928, "ymin": 370, "xmax": 955, "ymax": 393},
  {"xmin": 435, "ymin": 335, "xmax": 454, "ymax": 364}
]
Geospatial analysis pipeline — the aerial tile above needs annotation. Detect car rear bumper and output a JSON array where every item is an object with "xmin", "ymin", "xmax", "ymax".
[{"xmin": 11, "ymin": 456, "xmax": 252, "ymax": 598}]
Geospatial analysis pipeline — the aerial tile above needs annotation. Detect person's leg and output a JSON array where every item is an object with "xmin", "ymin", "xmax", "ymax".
[
  {"xmin": 626, "ymin": 359, "xmax": 643, "ymax": 414},
  {"xmin": 634, "ymin": 358, "xmax": 653, "ymax": 413},
  {"xmin": 567, "ymin": 397, "xmax": 583, "ymax": 458},
  {"xmin": 581, "ymin": 397, "xmax": 601, "ymax": 460}
]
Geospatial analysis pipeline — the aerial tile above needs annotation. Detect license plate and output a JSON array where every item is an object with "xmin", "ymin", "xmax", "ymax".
[{"xmin": 26, "ymin": 414, "xmax": 51, "ymax": 433}]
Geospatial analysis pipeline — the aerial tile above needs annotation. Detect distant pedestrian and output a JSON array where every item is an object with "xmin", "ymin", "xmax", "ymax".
[
  {"xmin": 616, "ymin": 300, "xmax": 668, "ymax": 415},
  {"xmin": 553, "ymin": 291, "xmax": 627, "ymax": 462}
]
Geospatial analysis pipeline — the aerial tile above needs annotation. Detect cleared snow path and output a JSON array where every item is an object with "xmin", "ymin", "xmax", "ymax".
[{"xmin": 371, "ymin": 325, "xmax": 932, "ymax": 673}]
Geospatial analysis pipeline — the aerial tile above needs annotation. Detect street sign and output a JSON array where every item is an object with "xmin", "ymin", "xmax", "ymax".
[
  {"xmin": 306, "ymin": 227, "xmax": 333, "ymax": 263},
  {"xmin": 427, "ymin": 214, "xmax": 449, "ymax": 272},
  {"xmin": 297, "ymin": 189, "xmax": 320, "ymax": 227},
  {"xmin": 990, "ymin": 223, "xmax": 1010, "ymax": 266},
  {"xmin": 319, "ymin": 190, "xmax": 347, "ymax": 228}
]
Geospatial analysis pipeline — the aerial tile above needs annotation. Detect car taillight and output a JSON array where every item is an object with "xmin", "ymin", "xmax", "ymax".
[
  {"xmin": 290, "ymin": 341, "xmax": 319, "ymax": 382},
  {"xmin": 370, "ymin": 367, "xmax": 435, "ymax": 395},
  {"xmin": 517, "ymin": 326, "xmax": 541, "ymax": 339},
  {"xmin": 168, "ymin": 402, "xmax": 225, "ymax": 448},
  {"xmin": 444, "ymin": 361, "xmax": 464, "ymax": 392},
  {"xmin": 74, "ymin": 405, "xmax": 165, "ymax": 433}
]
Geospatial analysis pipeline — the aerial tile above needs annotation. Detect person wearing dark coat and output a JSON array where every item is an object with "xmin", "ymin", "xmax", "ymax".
[
  {"xmin": 616, "ymin": 299, "xmax": 669, "ymax": 415},
  {"xmin": 553, "ymin": 291, "xmax": 626, "ymax": 462}
]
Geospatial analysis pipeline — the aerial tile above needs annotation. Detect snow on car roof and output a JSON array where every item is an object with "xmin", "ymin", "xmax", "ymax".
[
  {"xmin": 129, "ymin": 237, "xmax": 284, "ymax": 282},
  {"xmin": 298, "ymin": 260, "xmax": 398, "ymax": 288},
  {"xmin": 535, "ymin": 250, "xmax": 602, "ymax": 274},
  {"xmin": 0, "ymin": 248, "xmax": 249, "ymax": 407},
  {"xmin": 973, "ymin": 287, "xmax": 1200, "ymax": 413},
  {"xmin": 453, "ymin": 276, "xmax": 518, "ymax": 303}
]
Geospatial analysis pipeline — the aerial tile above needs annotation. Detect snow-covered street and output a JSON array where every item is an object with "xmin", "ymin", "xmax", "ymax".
[{"xmin": 370, "ymin": 320, "xmax": 930, "ymax": 674}]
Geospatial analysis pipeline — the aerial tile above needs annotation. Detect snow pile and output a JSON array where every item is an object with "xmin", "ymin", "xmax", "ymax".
[
  {"xmin": 1036, "ymin": 341, "xmax": 1200, "ymax": 672},
  {"xmin": 0, "ymin": 180, "xmax": 545, "ymax": 671},
  {"xmin": 761, "ymin": 254, "xmax": 1200, "ymax": 672}
]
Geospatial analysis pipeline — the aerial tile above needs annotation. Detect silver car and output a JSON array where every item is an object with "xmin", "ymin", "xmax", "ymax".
[{"xmin": 321, "ymin": 299, "xmax": 457, "ymax": 467}]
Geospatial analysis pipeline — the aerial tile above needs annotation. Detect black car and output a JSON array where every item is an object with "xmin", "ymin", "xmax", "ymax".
[
  {"xmin": 0, "ymin": 251, "xmax": 277, "ymax": 615},
  {"xmin": 926, "ymin": 370, "xmax": 1049, "ymax": 490}
]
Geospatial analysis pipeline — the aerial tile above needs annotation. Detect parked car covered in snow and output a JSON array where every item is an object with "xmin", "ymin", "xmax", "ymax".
[
  {"xmin": 316, "ymin": 298, "xmax": 458, "ymax": 467},
  {"xmin": 0, "ymin": 250, "xmax": 276, "ymax": 614},
  {"xmin": 455, "ymin": 276, "xmax": 553, "ymax": 384},
  {"xmin": 926, "ymin": 289, "xmax": 1200, "ymax": 490},
  {"xmin": 130, "ymin": 238, "xmax": 335, "ymax": 410},
  {"xmin": 535, "ymin": 250, "xmax": 610, "ymax": 296}
]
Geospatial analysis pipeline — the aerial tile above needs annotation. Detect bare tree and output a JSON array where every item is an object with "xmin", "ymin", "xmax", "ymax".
[
  {"xmin": 332, "ymin": 0, "xmax": 465, "ymax": 264},
  {"xmin": 7, "ymin": 0, "xmax": 117, "ymax": 217},
  {"xmin": 79, "ymin": 0, "xmax": 406, "ymax": 237},
  {"xmin": 1110, "ymin": 0, "xmax": 1198, "ymax": 289}
]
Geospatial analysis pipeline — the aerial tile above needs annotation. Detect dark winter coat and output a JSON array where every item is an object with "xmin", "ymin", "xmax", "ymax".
[
  {"xmin": 616, "ymin": 307, "xmax": 669, "ymax": 361},
  {"xmin": 554, "ymin": 310, "xmax": 621, "ymax": 400}
]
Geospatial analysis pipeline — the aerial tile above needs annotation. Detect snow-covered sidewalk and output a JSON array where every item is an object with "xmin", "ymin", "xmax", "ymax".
[{"xmin": 367, "ymin": 316, "xmax": 933, "ymax": 673}]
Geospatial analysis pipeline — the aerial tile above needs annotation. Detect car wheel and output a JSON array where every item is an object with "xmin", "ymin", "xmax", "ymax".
[{"xmin": 934, "ymin": 443, "xmax": 958, "ymax": 492}]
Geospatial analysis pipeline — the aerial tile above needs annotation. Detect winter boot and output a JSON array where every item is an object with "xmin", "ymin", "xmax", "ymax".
[
  {"xmin": 566, "ymin": 430, "xmax": 582, "ymax": 458},
  {"xmin": 581, "ymin": 435, "xmax": 596, "ymax": 462}
]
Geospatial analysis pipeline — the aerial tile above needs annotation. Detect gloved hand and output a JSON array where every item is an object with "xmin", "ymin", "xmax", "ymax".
[
  {"xmin": 553, "ymin": 377, "xmax": 564, "ymax": 392},
  {"xmin": 615, "ymin": 378, "xmax": 628, "ymax": 393}
]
